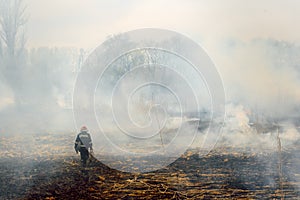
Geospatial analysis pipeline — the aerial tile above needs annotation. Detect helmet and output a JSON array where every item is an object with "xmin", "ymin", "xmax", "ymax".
[{"xmin": 80, "ymin": 126, "xmax": 88, "ymax": 132}]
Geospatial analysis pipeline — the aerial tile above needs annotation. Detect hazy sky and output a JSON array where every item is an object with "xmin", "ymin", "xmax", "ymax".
[
  {"xmin": 24, "ymin": 0, "xmax": 300, "ymax": 118},
  {"xmin": 1, "ymin": 0, "xmax": 300, "ymax": 134},
  {"xmin": 26, "ymin": 0, "xmax": 300, "ymax": 49}
]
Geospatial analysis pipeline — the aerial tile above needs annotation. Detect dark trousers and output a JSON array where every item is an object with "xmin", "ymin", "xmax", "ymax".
[{"xmin": 79, "ymin": 147, "xmax": 89, "ymax": 166}]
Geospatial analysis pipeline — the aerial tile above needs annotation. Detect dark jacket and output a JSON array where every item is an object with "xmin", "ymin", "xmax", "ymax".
[{"xmin": 74, "ymin": 131, "xmax": 93, "ymax": 151}]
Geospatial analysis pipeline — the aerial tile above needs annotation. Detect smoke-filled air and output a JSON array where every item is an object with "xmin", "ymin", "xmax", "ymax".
[{"xmin": 1, "ymin": 0, "xmax": 300, "ymax": 199}]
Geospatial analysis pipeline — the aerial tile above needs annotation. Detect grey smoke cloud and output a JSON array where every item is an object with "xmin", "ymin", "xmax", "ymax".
[{"xmin": 212, "ymin": 39, "xmax": 300, "ymax": 119}]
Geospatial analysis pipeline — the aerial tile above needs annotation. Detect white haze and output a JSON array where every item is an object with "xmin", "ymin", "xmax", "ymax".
[
  {"xmin": 0, "ymin": 1, "xmax": 299, "ymax": 155},
  {"xmin": 0, "ymin": 39, "xmax": 299, "ymax": 150}
]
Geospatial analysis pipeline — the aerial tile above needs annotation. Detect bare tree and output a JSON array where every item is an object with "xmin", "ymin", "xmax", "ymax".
[
  {"xmin": 0, "ymin": 0, "xmax": 27, "ymax": 61},
  {"xmin": 0, "ymin": 0, "xmax": 27, "ymax": 107}
]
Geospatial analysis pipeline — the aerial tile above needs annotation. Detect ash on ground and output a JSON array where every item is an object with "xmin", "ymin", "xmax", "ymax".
[{"xmin": 0, "ymin": 133, "xmax": 300, "ymax": 199}]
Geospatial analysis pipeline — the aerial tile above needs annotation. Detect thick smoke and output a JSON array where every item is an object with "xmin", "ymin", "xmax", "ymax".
[
  {"xmin": 208, "ymin": 104, "xmax": 300, "ymax": 151},
  {"xmin": 190, "ymin": 38, "xmax": 300, "ymax": 153},
  {"xmin": 1, "ymin": 36, "xmax": 300, "ymax": 149},
  {"xmin": 212, "ymin": 39, "xmax": 300, "ymax": 120},
  {"xmin": 0, "ymin": 47, "xmax": 79, "ymax": 135}
]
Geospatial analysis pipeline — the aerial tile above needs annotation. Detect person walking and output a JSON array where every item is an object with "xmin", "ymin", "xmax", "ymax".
[{"xmin": 74, "ymin": 126, "xmax": 93, "ymax": 166}]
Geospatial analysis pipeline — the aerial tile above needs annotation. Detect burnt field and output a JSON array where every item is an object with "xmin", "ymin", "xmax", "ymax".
[{"xmin": 1, "ymin": 134, "xmax": 300, "ymax": 199}]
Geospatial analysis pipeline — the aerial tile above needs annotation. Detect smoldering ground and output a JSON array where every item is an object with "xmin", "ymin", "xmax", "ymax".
[{"xmin": 1, "ymin": 5, "xmax": 300, "ymax": 196}]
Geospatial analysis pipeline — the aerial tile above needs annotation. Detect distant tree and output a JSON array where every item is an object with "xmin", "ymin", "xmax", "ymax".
[
  {"xmin": 0, "ymin": 0, "xmax": 27, "ymax": 61},
  {"xmin": 0, "ymin": 0, "xmax": 27, "ymax": 108}
]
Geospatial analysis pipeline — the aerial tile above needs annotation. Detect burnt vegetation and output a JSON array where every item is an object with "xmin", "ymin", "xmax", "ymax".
[{"xmin": 0, "ymin": 133, "xmax": 300, "ymax": 199}]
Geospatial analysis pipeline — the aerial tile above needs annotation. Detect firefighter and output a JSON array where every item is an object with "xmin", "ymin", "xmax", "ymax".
[{"xmin": 74, "ymin": 126, "xmax": 93, "ymax": 166}]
